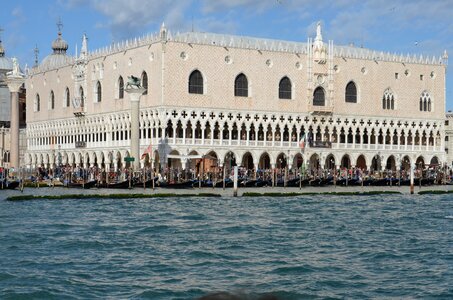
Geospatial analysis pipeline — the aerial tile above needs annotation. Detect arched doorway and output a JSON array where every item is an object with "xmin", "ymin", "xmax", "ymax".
[
  {"xmin": 325, "ymin": 154, "xmax": 335, "ymax": 170},
  {"xmin": 242, "ymin": 152, "xmax": 254, "ymax": 170},
  {"xmin": 386, "ymin": 155, "xmax": 396, "ymax": 171},
  {"xmin": 401, "ymin": 155, "xmax": 411, "ymax": 171},
  {"xmin": 371, "ymin": 154, "xmax": 381, "ymax": 171},
  {"xmin": 416, "ymin": 156, "xmax": 425, "ymax": 169},
  {"xmin": 430, "ymin": 156, "xmax": 439, "ymax": 167},
  {"xmin": 340, "ymin": 155, "xmax": 351, "ymax": 169},
  {"xmin": 309, "ymin": 153, "xmax": 320, "ymax": 172},
  {"xmin": 293, "ymin": 153, "xmax": 303, "ymax": 170},
  {"xmin": 224, "ymin": 151, "xmax": 236, "ymax": 174},
  {"xmin": 356, "ymin": 155, "xmax": 366, "ymax": 170},
  {"xmin": 259, "ymin": 152, "xmax": 271, "ymax": 170},
  {"xmin": 276, "ymin": 153, "xmax": 287, "ymax": 169}
]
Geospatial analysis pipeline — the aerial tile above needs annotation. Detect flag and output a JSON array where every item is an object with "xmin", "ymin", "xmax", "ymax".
[
  {"xmin": 141, "ymin": 144, "xmax": 152, "ymax": 159},
  {"xmin": 299, "ymin": 134, "xmax": 306, "ymax": 150}
]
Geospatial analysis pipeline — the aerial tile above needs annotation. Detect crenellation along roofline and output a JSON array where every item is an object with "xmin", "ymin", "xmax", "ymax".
[{"xmin": 29, "ymin": 29, "xmax": 447, "ymax": 75}]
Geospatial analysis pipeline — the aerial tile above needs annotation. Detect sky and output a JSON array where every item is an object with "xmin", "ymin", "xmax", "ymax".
[{"xmin": 1, "ymin": 0, "xmax": 452, "ymax": 110}]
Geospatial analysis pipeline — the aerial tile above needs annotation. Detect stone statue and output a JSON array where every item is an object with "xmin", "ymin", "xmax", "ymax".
[
  {"xmin": 315, "ymin": 21, "xmax": 322, "ymax": 41},
  {"xmin": 126, "ymin": 75, "xmax": 141, "ymax": 89},
  {"xmin": 7, "ymin": 57, "xmax": 24, "ymax": 77},
  {"xmin": 12, "ymin": 57, "xmax": 20, "ymax": 76}
]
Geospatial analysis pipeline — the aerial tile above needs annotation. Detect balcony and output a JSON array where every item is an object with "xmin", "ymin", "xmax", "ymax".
[
  {"xmin": 309, "ymin": 141, "xmax": 332, "ymax": 148},
  {"xmin": 308, "ymin": 104, "xmax": 333, "ymax": 115},
  {"xmin": 75, "ymin": 141, "xmax": 87, "ymax": 148}
]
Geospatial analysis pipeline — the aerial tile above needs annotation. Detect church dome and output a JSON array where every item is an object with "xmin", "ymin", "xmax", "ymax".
[
  {"xmin": 0, "ymin": 41, "xmax": 13, "ymax": 71},
  {"xmin": 40, "ymin": 28, "xmax": 71, "ymax": 70},
  {"xmin": 51, "ymin": 32, "xmax": 69, "ymax": 54}
]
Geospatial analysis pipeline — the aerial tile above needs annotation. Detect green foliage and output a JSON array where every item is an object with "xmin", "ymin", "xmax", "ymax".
[
  {"xmin": 6, "ymin": 193, "xmax": 222, "ymax": 201},
  {"xmin": 418, "ymin": 190, "xmax": 453, "ymax": 195}
]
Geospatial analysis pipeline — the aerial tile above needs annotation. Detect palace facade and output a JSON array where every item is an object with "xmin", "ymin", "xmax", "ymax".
[{"xmin": 25, "ymin": 23, "xmax": 449, "ymax": 174}]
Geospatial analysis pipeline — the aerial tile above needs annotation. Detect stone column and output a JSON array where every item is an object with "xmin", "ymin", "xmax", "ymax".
[
  {"xmin": 125, "ymin": 87, "xmax": 146, "ymax": 170},
  {"xmin": 6, "ymin": 71, "xmax": 25, "ymax": 170}
]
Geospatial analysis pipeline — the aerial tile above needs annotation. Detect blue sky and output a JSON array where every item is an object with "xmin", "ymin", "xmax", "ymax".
[{"xmin": 1, "ymin": 0, "xmax": 452, "ymax": 110}]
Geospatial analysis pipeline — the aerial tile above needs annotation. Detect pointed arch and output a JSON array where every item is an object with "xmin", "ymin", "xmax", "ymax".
[
  {"xmin": 65, "ymin": 87, "xmax": 70, "ymax": 107},
  {"xmin": 313, "ymin": 86, "xmax": 325, "ymax": 106},
  {"xmin": 234, "ymin": 73, "xmax": 248, "ymax": 97},
  {"xmin": 118, "ymin": 76, "xmax": 124, "ymax": 99},
  {"xmin": 382, "ymin": 88, "xmax": 395, "ymax": 110},
  {"xmin": 420, "ymin": 91, "xmax": 431, "ymax": 112},
  {"xmin": 50, "ymin": 90, "xmax": 55, "ymax": 110},
  {"xmin": 96, "ymin": 81, "xmax": 102, "ymax": 102},
  {"xmin": 279, "ymin": 76, "xmax": 292, "ymax": 99},
  {"xmin": 188, "ymin": 70, "xmax": 204, "ymax": 94},
  {"xmin": 79, "ymin": 86, "xmax": 85, "ymax": 107},
  {"xmin": 345, "ymin": 81, "xmax": 357, "ymax": 103},
  {"xmin": 141, "ymin": 71, "xmax": 148, "ymax": 95}
]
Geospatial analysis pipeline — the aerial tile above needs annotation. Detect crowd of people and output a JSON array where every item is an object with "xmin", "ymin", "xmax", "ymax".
[{"xmin": 7, "ymin": 163, "xmax": 451, "ymax": 187}]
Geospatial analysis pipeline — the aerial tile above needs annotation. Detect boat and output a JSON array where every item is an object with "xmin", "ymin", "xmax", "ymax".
[
  {"xmin": 99, "ymin": 180, "xmax": 131, "ymax": 189},
  {"xmin": 133, "ymin": 177, "xmax": 158, "ymax": 188},
  {"xmin": 66, "ymin": 180, "xmax": 98, "ymax": 189},
  {"xmin": 1, "ymin": 180, "xmax": 20, "ymax": 190},
  {"xmin": 159, "ymin": 180, "xmax": 195, "ymax": 189}
]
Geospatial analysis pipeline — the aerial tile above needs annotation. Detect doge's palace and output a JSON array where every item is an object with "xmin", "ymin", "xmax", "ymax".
[{"xmin": 25, "ymin": 22, "xmax": 448, "ymax": 175}]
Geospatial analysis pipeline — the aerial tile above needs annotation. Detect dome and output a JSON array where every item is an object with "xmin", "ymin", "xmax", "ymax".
[
  {"xmin": 51, "ymin": 32, "xmax": 69, "ymax": 54},
  {"xmin": 39, "ymin": 29, "xmax": 71, "ymax": 70},
  {"xmin": 0, "ymin": 41, "xmax": 13, "ymax": 71},
  {"xmin": 40, "ymin": 53, "xmax": 72, "ymax": 69},
  {"xmin": 0, "ymin": 56, "xmax": 13, "ymax": 71}
]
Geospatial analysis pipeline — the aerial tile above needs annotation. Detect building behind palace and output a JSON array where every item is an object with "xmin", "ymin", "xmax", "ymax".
[
  {"xmin": 0, "ymin": 37, "xmax": 26, "ymax": 169},
  {"xmin": 24, "ymin": 22, "xmax": 450, "ymax": 174}
]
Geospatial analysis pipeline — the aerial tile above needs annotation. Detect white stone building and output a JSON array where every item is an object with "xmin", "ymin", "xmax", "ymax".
[
  {"xmin": 446, "ymin": 112, "xmax": 453, "ymax": 166},
  {"xmin": 25, "ymin": 23, "xmax": 448, "ymax": 175},
  {"xmin": 0, "ymin": 36, "xmax": 27, "ymax": 169}
]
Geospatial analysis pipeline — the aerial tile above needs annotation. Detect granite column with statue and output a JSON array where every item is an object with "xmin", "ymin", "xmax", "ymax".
[
  {"xmin": 6, "ymin": 58, "xmax": 25, "ymax": 170},
  {"xmin": 125, "ymin": 76, "xmax": 146, "ymax": 170}
]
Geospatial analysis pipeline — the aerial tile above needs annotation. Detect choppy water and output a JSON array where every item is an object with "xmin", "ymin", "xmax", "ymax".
[{"xmin": 0, "ymin": 194, "xmax": 452, "ymax": 299}]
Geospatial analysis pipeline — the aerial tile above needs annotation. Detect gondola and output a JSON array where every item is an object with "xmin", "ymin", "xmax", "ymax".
[
  {"xmin": 133, "ymin": 177, "xmax": 158, "ymax": 188},
  {"xmin": 255, "ymin": 178, "xmax": 272, "ymax": 187},
  {"xmin": 66, "ymin": 180, "xmax": 98, "ymax": 189},
  {"xmin": 285, "ymin": 178, "xmax": 300, "ymax": 187},
  {"xmin": 1, "ymin": 180, "xmax": 20, "ymax": 190},
  {"xmin": 99, "ymin": 180, "xmax": 131, "ymax": 189},
  {"xmin": 159, "ymin": 180, "xmax": 195, "ymax": 189},
  {"xmin": 241, "ymin": 179, "xmax": 258, "ymax": 187}
]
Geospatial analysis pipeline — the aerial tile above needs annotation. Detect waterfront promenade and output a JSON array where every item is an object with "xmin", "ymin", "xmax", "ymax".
[{"xmin": 1, "ymin": 184, "xmax": 452, "ymax": 201}]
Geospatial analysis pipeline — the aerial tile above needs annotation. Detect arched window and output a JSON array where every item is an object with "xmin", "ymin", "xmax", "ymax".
[
  {"xmin": 65, "ymin": 88, "xmax": 70, "ymax": 107},
  {"xmin": 50, "ymin": 90, "xmax": 55, "ymax": 110},
  {"xmin": 35, "ymin": 94, "xmax": 40, "ymax": 112},
  {"xmin": 234, "ymin": 73, "xmax": 248, "ymax": 97},
  {"xmin": 420, "ymin": 91, "xmax": 431, "ymax": 112},
  {"xmin": 279, "ymin": 77, "xmax": 292, "ymax": 99},
  {"xmin": 96, "ymin": 81, "xmax": 102, "ymax": 102},
  {"xmin": 313, "ymin": 87, "xmax": 325, "ymax": 106},
  {"xmin": 142, "ymin": 71, "xmax": 148, "ymax": 95},
  {"xmin": 79, "ymin": 86, "xmax": 85, "ymax": 107},
  {"xmin": 345, "ymin": 81, "xmax": 357, "ymax": 103},
  {"xmin": 118, "ymin": 76, "xmax": 124, "ymax": 99},
  {"xmin": 188, "ymin": 70, "xmax": 203, "ymax": 94},
  {"xmin": 382, "ymin": 88, "xmax": 395, "ymax": 110}
]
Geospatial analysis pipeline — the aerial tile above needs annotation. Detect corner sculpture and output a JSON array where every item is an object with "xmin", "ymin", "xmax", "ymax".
[{"xmin": 126, "ymin": 75, "xmax": 141, "ymax": 89}]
